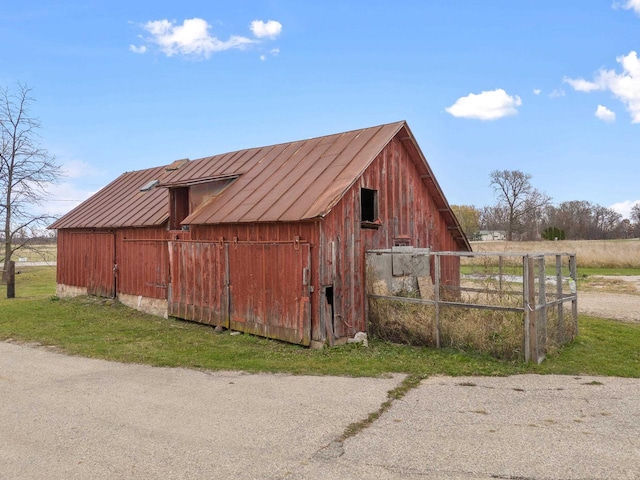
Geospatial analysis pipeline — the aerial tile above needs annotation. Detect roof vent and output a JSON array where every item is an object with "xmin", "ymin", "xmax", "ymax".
[
  {"xmin": 165, "ymin": 158, "xmax": 190, "ymax": 172},
  {"xmin": 140, "ymin": 179, "xmax": 159, "ymax": 192}
]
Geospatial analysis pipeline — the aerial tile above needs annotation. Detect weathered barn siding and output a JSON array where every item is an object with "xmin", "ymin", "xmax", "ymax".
[
  {"xmin": 57, "ymin": 227, "xmax": 170, "ymax": 301},
  {"xmin": 52, "ymin": 121, "xmax": 469, "ymax": 346},
  {"xmin": 168, "ymin": 240, "xmax": 227, "ymax": 325},
  {"xmin": 117, "ymin": 228, "xmax": 170, "ymax": 300},
  {"xmin": 321, "ymin": 136, "xmax": 461, "ymax": 339},
  {"xmin": 188, "ymin": 222, "xmax": 321, "ymax": 342},
  {"xmin": 57, "ymin": 230, "xmax": 115, "ymax": 298}
]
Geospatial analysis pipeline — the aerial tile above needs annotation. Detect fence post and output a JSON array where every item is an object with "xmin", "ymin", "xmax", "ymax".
[
  {"xmin": 434, "ymin": 253, "xmax": 441, "ymax": 349},
  {"xmin": 556, "ymin": 255, "xmax": 564, "ymax": 343},
  {"xmin": 498, "ymin": 255, "xmax": 503, "ymax": 298},
  {"xmin": 569, "ymin": 254, "xmax": 578, "ymax": 337},
  {"xmin": 7, "ymin": 261, "xmax": 15, "ymax": 299},
  {"xmin": 537, "ymin": 256, "xmax": 546, "ymax": 361},
  {"xmin": 523, "ymin": 256, "xmax": 537, "ymax": 362}
]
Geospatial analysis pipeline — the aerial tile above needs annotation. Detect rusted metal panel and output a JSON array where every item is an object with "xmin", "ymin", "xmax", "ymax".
[{"xmin": 228, "ymin": 242, "xmax": 311, "ymax": 346}]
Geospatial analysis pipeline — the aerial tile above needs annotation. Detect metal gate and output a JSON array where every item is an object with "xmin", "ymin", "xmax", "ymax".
[{"xmin": 168, "ymin": 240, "xmax": 311, "ymax": 346}]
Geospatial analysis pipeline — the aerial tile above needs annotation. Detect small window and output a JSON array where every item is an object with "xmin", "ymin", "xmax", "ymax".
[
  {"xmin": 170, "ymin": 187, "xmax": 189, "ymax": 230},
  {"xmin": 361, "ymin": 188, "xmax": 380, "ymax": 228}
]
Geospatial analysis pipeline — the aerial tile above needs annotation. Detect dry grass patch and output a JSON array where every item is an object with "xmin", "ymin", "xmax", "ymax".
[
  {"xmin": 579, "ymin": 276, "xmax": 640, "ymax": 295},
  {"xmin": 472, "ymin": 239, "xmax": 640, "ymax": 269}
]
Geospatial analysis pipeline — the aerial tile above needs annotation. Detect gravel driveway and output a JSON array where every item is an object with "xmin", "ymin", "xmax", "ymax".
[{"xmin": 579, "ymin": 275, "xmax": 640, "ymax": 323}]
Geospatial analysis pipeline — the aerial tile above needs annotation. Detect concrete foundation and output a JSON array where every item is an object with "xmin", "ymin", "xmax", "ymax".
[
  {"xmin": 56, "ymin": 284, "xmax": 88, "ymax": 298},
  {"xmin": 118, "ymin": 293, "xmax": 169, "ymax": 319}
]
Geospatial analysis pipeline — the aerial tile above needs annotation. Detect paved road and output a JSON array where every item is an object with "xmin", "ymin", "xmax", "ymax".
[{"xmin": 1, "ymin": 342, "xmax": 639, "ymax": 479}]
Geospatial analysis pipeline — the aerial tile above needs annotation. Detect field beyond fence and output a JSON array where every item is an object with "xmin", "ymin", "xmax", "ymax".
[{"xmin": 472, "ymin": 239, "xmax": 640, "ymax": 269}]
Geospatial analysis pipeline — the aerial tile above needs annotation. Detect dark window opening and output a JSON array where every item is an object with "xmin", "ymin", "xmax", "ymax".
[
  {"xmin": 324, "ymin": 286, "xmax": 335, "ymax": 336},
  {"xmin": 170, "ymin": 187, "xmax": 189, "ymax": 230},
  {"xmin": 325, "ymin": 286, "xmax": 334, "ymax": 307},
  {"xmin": 361, "ymin": 188, "xmax": 379, "ymax": 228}
]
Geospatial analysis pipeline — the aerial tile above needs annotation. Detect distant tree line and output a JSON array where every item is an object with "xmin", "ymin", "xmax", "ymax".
[{"xmin": 452, "ymin": 170, "xmax": 640, "ymax": 241}]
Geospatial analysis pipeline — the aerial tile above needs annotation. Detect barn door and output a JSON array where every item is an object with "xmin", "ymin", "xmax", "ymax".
[
  {"xmin": 228, "ymin": 242, "xmax": 311, "ymax": 346},
  {"xmin": 168, "ymin": 241, "xmax": 229, "ymax": 327},
  {"xmin": 87, "ymin": 232, "xmax": 116, "ymax": 298}
]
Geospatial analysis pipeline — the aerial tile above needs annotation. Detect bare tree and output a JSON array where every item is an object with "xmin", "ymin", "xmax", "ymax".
[
  {"xmin": 489, "ymin": 170, "xmax": 550, "ymax": 241},
  {"xmin": 630, "ymin": 203, "xmax": 640, "ymax": 238},
  {"xmin": 1, "ymin": 84, "xmax": 61, "ymax": 282}
]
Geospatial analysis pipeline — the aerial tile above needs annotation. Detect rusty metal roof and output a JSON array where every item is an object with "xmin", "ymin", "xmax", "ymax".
[
  {"xmin": 50, "ymin": 121, "xmax": 470, "ymax": 249},
  {"xmin": 49, "ymin": 166, "xmax": 172, "ymax": 229}
]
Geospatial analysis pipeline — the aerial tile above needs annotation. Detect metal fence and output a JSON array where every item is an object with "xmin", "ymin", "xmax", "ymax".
[{"xmin": 366, "ymin": 249, "xmax": 578, "ymax": 362}]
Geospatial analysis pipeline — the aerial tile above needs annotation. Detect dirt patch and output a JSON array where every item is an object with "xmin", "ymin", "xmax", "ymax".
[{"xmin": 579, "ymin": 276, "xmax": 640, "ymax": 323}]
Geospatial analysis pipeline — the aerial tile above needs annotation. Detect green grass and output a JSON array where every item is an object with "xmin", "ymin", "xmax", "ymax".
[
  {"xmin": 462, "ymin": 265, "xmax": 640, "ymax": 278},
  {"xmin": 577, "ymin": 267, "xmax": 640, "ymax": 276},
  {"xmin": 1, "ymin": 266, "xmax": 638, "ymax": 378}
]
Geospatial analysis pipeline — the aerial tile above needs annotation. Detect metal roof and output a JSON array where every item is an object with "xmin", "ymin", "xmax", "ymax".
[
  {"xmin": 49, "ymin": 121, "xmax": 470, "ymax": 249},
  {"xmin": 49, "ymin": 166, "xmax": 171, "ymax": 229}
]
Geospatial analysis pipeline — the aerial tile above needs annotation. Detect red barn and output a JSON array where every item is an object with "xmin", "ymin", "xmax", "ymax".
[{"xmin": 50, "ymin": 121, "xmax": 470, "ymax": 346}]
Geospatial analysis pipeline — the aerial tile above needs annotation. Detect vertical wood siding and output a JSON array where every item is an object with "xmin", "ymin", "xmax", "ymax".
[
  {"xmin": 168, "ymin": 240, "xmax": 227, "ymax": 325},
  {"xmin": 322, "ymin": 136, "xmax": 464, "ymax": 339},
  {"xmin": 117, "ymin": 228, "xmax": 170, "ymax": 299},
  {"xmin": 58, "ymin": 227, "xmax": 170, "ymax": 300},
  {"xmin": 55, "ymin": 133, "xmax": 464, "ymax": 345},
  {"xmin": 191, "ymin": 223, "xmax": 322, "ymax": 340},
  {"xmin": 57, "ymin": 230, "xmax": 115, "ymax": 297}
]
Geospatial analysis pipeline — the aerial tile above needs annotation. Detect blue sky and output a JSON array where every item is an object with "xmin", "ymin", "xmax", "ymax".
[{"xmin": 2, "ymin": 1, "xmax": 639, "ymax": 219}]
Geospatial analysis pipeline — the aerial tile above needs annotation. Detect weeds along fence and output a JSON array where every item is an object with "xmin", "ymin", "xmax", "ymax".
[{"xmin": 366, "ymin": 249, "xmax": 578, "ymax": 362}]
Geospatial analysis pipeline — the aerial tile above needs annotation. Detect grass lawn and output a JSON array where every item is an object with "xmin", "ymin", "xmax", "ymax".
[{"xmin": 1, "ymin": 266, "xmax": 638, "ymax": 378}]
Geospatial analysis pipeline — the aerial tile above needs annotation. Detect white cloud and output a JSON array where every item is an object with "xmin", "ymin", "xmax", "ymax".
[
  {"xmin": 129, "ymin": 44, "xmax": 147, "ymax": 54},
  {"xmin": 595, "ymin": 104, "xmax": 616, "ymax": 122},
  {"xmin": 563, "ymin": 77, "xmax": 600, "ymax": 92},
  {"xmin": 549, "ymin": 88, "xmax": 566, "ymax": 98},
  {"xmin": 564, "ymin": 51, "xmax": 640, "ymax": 123},
  {"xmin": 533, "ymin": 89, "xmax": 542, "ymax": 95},
  {"xmin": 614, "ymin": 0, "xmax": 640, "ymax": 15},
  {"xmin": 270, "ymin": 48, "xmax": 280, "ymax": 56},
  {"xmin": 250, "ymin": 20, "xmax": 282, "ymax": 39},
  {"xmin": 136, "ymin": 18, "xmax": 256, "ymax": 58},
  {"xmin": 445, "ymin": 89, "xmax": 522, "ymax": 120},
  {"xmin": 260, "ymin": 54, "xmax": 266, "ymax": 61},
  {"xmin": 610, "ymin": 199, "xmax": 640, "ymax": 219}
]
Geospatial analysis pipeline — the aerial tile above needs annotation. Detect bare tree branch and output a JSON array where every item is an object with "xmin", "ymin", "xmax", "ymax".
[
  {"xmin": 1, "ymin": 83, "xmax": 62, "ymax": 283},
  {"xmin": 488, "ymin": 169, "xmax": 551, "ymax": 241}
]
